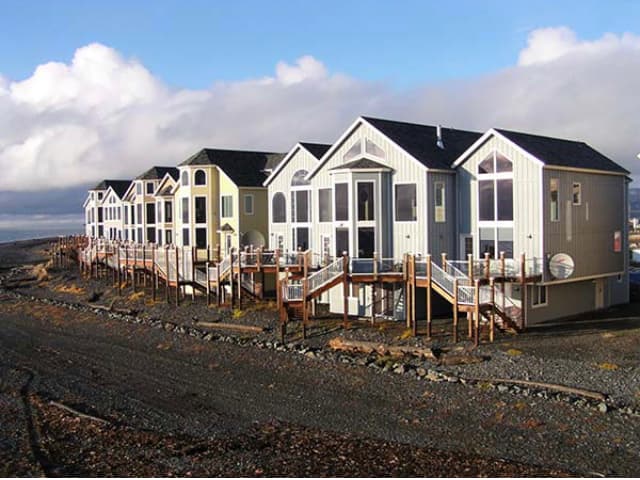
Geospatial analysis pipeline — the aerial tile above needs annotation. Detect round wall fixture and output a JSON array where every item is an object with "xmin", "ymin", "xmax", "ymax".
[{"xmin": 549, "ymin": 253, "xmax": 575, "ymax": 279}]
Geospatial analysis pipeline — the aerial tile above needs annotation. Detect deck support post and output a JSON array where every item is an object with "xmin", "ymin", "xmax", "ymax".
[
  {"xmin": 116, "ymin": 242, "xmax": 122, "ymax": 295},
  {"xmin": 342, "ymin": 253, "xmax": 349, "ymax": 329},
  {"xmin": 302, "ymin": 252, "xmax": 309, "ymax": 339},
  {"xmin": 520, "ymin": 252, "xmax": 527, "ymax": 329},
  {"xmin": 489, "ymin": 277, "xmax": 496, "ymax": 342},
  {"xmin": 453, "ymin": 278, "xmax": 459, "ymax": 343},
  {"xmin": 468, "ymin": 253, "xmax": 474, "ymax": 283},
  {"xmin": 426, "ymin": 254, "xmax": 432, "ymax": 339},
  {"xmin": 206, "ymin": 261, "xmax": 211, "ymax": 305},
  {"xmin": 474, "ymin": 279, "xmax": 481, "ymax": 348},
  {"xmin": 441, "ymin": 252, "xmax": 447, "ymax": 272},
  {"xmin": 175, "ymin": 246, "xmax": 180, "ymax": 306},
  {"xmin": 191, "ymin": 246, "xmax": 196, "ymax": 302},
  {"xmin": 411, "ymin": 255, "xmax": 417, "ymax": 336},
  {"xmin": 142, "ymin": 245, "xmax": 147, "ymax": 288},
  {"xmin": 165, "ymin": 246, "xmax": 170, "ymax": 303},
  {"xmin": 484, "ymin": 252, "xmax": 491, "ymax": 279},
  {"xmin": 152, "ymin": 245, "xmax": 157, "ymax": 302}
]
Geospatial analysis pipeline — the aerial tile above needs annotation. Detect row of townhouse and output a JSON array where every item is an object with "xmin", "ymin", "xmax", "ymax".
[{"xmin": 84, "ymin": 114, "xmax": 630, "ymax": 327}]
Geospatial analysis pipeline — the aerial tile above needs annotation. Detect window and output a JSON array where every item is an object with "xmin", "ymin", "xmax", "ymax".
[
  {"xmin": 146, "ymin": 203, "xmax": 156, "ymax": 224},
  {"xmin": 181, "ymin": 171, "xmax": 189, "ymax": 186},
  {"xmin": 90, "ymin": 192, "xmax": 94, "ymax": 200},
  {"xmin": 434, "ymin": 181, "xmax": 445, "ymax": 223},
  {"xmin": 550, "ymin": 178, "xmax": 559, "ymax": 222},
  {"xmin": 336, "ymin": 228, "xmax": 349, "ymax": 257},
  {"xmin": 137, "ymin": 227, "xmax": 142, "ymax": 242},
  {"xmin": 244, "ymin": 194, "xmax": 254, "ymax": 215},
  {"xmin": 98, "ymin": 192, "xmax": 103, "ymax": 200},
  {"xmin": 572, "ymin": 182, "xmax": 582, "ymax": 205},
  {"xmin": 291, "ymin": 170, "xmax": 310, "ymax": 186},
  {"xmin": 147, "ymin": 227, "xmax": 156, "ymax": 243},
  {"xmin": 98, "ymin": 207, "xmax": 103, "ymax": 222},
  {"xmin": 614, "ymin": 230, "xmax": 622, "ymax": 252},
  {"xmin": 343, "ymin": 140, "xmax": 361, "ymax": 162},
  {"xmin": 165, "ymin": 229, "xmax": 172, "ymax": 245},
  {"xmin": 335, "ymin": 183, "xmax": 348, "ymax": 221},
  {"xmin": 157, "ymin": 229, "xmax": 162, "ymax": 246},
  {"xmin": 117, "ymin": 207, "xmax": 121, "ymax": 220},
  {"xmin": 194, "ymin": 169, "xmax": 206, "ymax": 186},
  {"xmin": 395, "ymin": 184, "xmax": 417, "ymax": 221},
  {"xmin": 479, "ymin": 178, "xmax": 512, "ymax": 221},
  {"xmin": 165, "ymin": 201, "xmax": 172, "ymax": 223},
  {"xmin": 181, "ymin": 197, "xmax": 189, "ymax": 224},
  {"xmin": 136, "ymin": 183, "xmax": 142, "ymax": 195},
  {"xmin": 146, "ymin": 182, "xmax": 154, "ymax": 194},
  {"xmin": 182, "ymin": 228, "xmax": 190, "ymax": 246},
  {"xmin": 293, "ymin": 227, "xmax": 309, "ymax": 250},
  {"xmin": 195, "ymin": 228, "xmax": 207, "ymax": 248},
  {"xmin": 157, "ymin": 201, "xmax": 162, "ymax": 223},
  {"xmin": 479, "ymin": 227, "xmax": 495, "ymax": 258},
  {"xmin": 195, "ymin": 196, "xmax": 206, "ymax": 223},
  {"xmin": 123, "ymin": 207, "xmax": 128, "ymax": 225},
  {"xmin": 137, "ymin": 204, "xmax": 142, "ymax": 225},
  {"xmin": 365, "ymin": 139, "xmax": 385, "ymax": 158},
  {"xmin": 357, "ymin": 182, "xmax": 374, "ymax": 221},
  {"xmin": 292, "ymin": 190, "xmax": 309, "ymax": 222},
  {"xmin": 221, "ymin": 195, "xmax": 233, "ymax": 217},
  {"xmin": 497, "ymin": 179, "xmax": 513, "ymax": 221},
  {"xmin": 272, "ymin": 193, "xmax": 286, "ymax": 223},
  {"xmin": 318, "ymin": 188, "xmax": 332, "ymax": 222},
  {"xmin": 532, "ymin": 285, "xmax": 548, "ymax": 307}
]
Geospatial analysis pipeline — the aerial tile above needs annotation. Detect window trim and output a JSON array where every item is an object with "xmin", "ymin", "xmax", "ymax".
[
  {"xmin": 532, "ymin": 285, "xmax": 548, "ymax": 308},
  {"xmin": 221, "ymin": 195, "xmax": 234, "ymax": 218},
  {"xmin": 243, "ymin": 194, "xmax": 254, "ymax": 216},
  {"xmin": 394, "ymin": 182, "xmax": 418, "ymax": 223},
  {"xmin": 434, "ymin": 181, "xmax": 446, "ymax": 223},
  {"xmin": 356, "ymin": 180, "xmax": 375, "ymax": 223},
  {"xmin": 271, "ymin": 192, "xmax": 286, "ymax": 223},
  {"xmin": 572, "ymin": 182, "xmax": 582, "ymax": 206}
]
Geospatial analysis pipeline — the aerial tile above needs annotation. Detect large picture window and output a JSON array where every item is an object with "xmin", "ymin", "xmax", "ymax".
[
  {"xmin": 291, "ymin": 190, "xmax": 309, "ymax": 222},
  {"xmin": 272, "ymin": 193, "xmax": 286, "ymax": 223},
  {"xmin": 335, "ymin": 183, "xmax": 349, "ymax": 221},
  {"xmin": 318, "ymin": 188, "xmax": 332, "ymax": 222},
  {"xmin": 395, "ymin": 184, "xmax": 416, "ymax": 221}
]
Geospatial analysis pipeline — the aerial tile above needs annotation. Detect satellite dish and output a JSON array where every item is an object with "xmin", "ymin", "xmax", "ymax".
[{"xmin": 549, "ymin": 253, "xmax": 575, "ymax": 279}]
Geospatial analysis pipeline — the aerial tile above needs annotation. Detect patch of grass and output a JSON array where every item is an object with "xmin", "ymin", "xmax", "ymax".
[
  {"xmin": 128, "ymin": 291, "xmax": 144, "ymax": 301},
  {"xmin": 597, "ymin": 362, "xmax": 619, "ymax": 371},
  {"xmin": 505, "ymin": 348, "xmax": 523, "ymax": 356},
  {"xmin": 398, "ymin": 329, "xmax": 413, "ymax": 340},
  {"xmin": 232, "ymin": 309, "xmax": 244, "ymax": 319}
]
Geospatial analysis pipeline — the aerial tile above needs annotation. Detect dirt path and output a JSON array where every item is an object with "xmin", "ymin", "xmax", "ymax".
[{"xmin": 0, "ymin": 297, "xmax": 638, "ymax": 476}]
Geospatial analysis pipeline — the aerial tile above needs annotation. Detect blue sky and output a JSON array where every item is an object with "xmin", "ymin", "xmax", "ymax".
[
  {"xmin": 0, "ymin": 0, "xmax": 639, "ymax": 229},
  {"xmin": 1, "ymin": 0, "xmax": 639, "ymax": 88}
]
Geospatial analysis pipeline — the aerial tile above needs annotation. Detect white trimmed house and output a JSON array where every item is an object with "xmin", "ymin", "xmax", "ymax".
[
  {"xmin": 83, "ymin": 180, "xmax": 131, "ymax": 239},
  {"xmin": 267, "ymin": 116, "xmax": 630, "ymax": 327}
]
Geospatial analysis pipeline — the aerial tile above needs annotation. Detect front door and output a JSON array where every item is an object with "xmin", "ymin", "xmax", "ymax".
[{"xmin": 595, "ymin": 279, "xmax": 605, "ymax": 309}]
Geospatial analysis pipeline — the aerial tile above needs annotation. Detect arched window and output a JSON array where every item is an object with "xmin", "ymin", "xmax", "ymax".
[
  {"xmin": 291, "ymin": 170, "xmax": 310, "ymax": 186},
  {"xmin": 194, "ymin": 169, "xmax": 206, "ymax": 185},
  {"xmin": 272, "ymin": 192, "xmax": 286, "ymax": 223},
  {"xmin": 181, "ymin": 171, "xmax": 189, "ymax": 186}
]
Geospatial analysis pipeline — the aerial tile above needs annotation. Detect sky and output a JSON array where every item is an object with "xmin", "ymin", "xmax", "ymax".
[{"xmin": 0, "ymin": 0, "xmax": 639, "ymax": 231}]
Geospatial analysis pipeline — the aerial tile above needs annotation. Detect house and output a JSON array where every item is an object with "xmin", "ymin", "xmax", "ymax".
[
  {"xmin": 101, "ymin": 181, "xmax": 133, "ymax": 240},
  {"xmin": 153, "ymin": 171, "xmax": 179, "ymax": 246},
  {"xmin": 121, "ymin": 167, "xmax": 178, "ymax": 243},
  {"xmin": 173, "ymin": 148, "xmax": 285, "ymax": 252},
  {"xmin": 83, "ymin": 180, "xmax": 131, "ymax": 239},
  {"xmin": 267, "ymin": 116, "xmax": 629, "ymax": 327}
]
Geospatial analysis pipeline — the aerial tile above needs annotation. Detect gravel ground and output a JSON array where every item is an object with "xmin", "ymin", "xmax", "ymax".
[{"xmin": 2, "ymin": 240, "xmax": 640, "ymax": 475}]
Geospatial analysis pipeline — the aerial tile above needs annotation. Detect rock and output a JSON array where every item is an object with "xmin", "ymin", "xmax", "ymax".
[
  {"xmin": 446, "ymin": 376, "xmax": 459, "ymax": 383},
  {"xmin": 163, "ymin": 322, "xmax": 175, "ymax": 331},
  {"xmin": 598, "ymin": 402, "xmax": 608, "ymax": 413},
  {"xmin": 86, "ymin": 290, "xmax": 102, "ymax": 302},
  {"xmin": 305, "ymin": 351, "xmax": 316, "ymax": 359},
  {"xmin": 497, "ymin": 385, "xmax": 509, "ymax": 393},
  {"xmin": 394, "ymin": 365, "xmax": 406, "ymax": 375},
  {"xmin": 203, "ymin": 333, "xmax": 214, "ymax": 341},
  {"xmin": 425, "ymin": 371, "xmax": 441, "ymax": 382},
  {"xmin": 355, "ymin": 358, "xmax": 368, "ymax": 366},
  {"xmin": 416, "ymin": 367, "xmax": 427, "ymax": 377}
]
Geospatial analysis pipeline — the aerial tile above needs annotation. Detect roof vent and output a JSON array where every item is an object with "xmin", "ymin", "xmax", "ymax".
[{"xmin": 436, "ymin": 124, "xmax": 444, "ymax": 150}]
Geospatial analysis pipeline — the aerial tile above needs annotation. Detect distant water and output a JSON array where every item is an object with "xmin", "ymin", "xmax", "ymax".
[{"xmin": 0, "ymin": 227, "xmax": 83, "ymax": 244}]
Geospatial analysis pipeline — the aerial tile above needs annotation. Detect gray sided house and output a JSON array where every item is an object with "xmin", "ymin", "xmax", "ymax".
[
  {"xmin": 84, "ymin": 179, "xmax": 131, "ymax": 240},
  {"xmin": 267, "ymin": 116, "xmax": 629, "ymax": 326}
]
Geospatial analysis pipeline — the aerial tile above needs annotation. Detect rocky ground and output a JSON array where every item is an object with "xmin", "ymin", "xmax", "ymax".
[{"xmin": 1, "ymin": 239, "xmax": 639, "ymax": 476}]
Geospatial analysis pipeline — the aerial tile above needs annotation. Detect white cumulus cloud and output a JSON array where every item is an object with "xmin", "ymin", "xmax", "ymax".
[{"xmin": 1, "ymin": 27, "xmax": 640, "ymax": 198}]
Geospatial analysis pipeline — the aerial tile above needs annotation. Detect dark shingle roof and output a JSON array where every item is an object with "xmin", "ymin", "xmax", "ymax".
[
  {"xmin": 362, "ymin": 116, "xmax": 482, "ymax": 170},
  {"xmin": 136, "ymin": 166, "xmax": 179, "ymax": 181},
  {"xmin": 495, "ymin": 129, "xmax": 629, "ymax": 174},
  {"xmin": 330, "ymin": 158, "xmax": 393, "ymax": 171},
  {"xmin": 180, "ymin": 148, "xmax": 286, "ymax": 187},
  {"xmin": 300, "ymin": 142, "xmax": 332, "ymax": 160},
  {"xmin": 92, "ymin": 180, "xmax": 131, "ymax": 198}
]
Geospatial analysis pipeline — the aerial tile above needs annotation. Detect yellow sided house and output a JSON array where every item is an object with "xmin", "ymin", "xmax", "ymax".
[{"xmin": 173, "ymin": 148, "xmax": 285, "ymax": 253}]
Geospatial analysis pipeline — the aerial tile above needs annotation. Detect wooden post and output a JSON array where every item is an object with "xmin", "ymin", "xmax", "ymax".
[
  {"xmin": 216, "ymin": 262, "xmax": 221, "ymax": 306},
  {"xmin": 275, "ymin": 249, "xmax": 281, "ymax": 312},
  {"xmin": 468, "ymin": 253, "xmax": 474, "ymax": 283},
  {"xmin": 484, "ymin": 252, "xmax": 491, "ymax": 279},
  {"xmin": 124, "ymin": 245, "xmax": 129, "ymax": 288},
  {"xmin": 489, "ymin": 277, "xmax": 495, "ymax": 342},
  {"xmin": 453, "ymin": 278, "xmax": 459, "ymax": 343},
  {"xmin": 237, "ymin": 248, "xmax": 242, "ymax": 309},
  {"xmin": 191, "ymin": 246, "xmax": 196, "ymax": 302},
  {"xmin": 441, "ymin": 252, "xmax": 447, "ymax": 272},
  {"xmin": 165, "ymin": 246, "xmax": 170, "ymax": 303},
  {"xmin": 230, "ymin": 249, "xmax": 236, "ymax": 308},
  {"xmin": 117, "ymin": 242, "xmax": 122, "ymax": 295},
  {"xmin": 520, "ymin": 252, "xmax": 527, "ymax": 329},
  {"xmin": 302, "ymin": 251, "xmax": 309, "ymax": 339},
  {"xmin": 152, "ymin": 245, "xmax": 157, "ymax": 302},
  {"xmin": 206, "ymin": 261, "xmax": 211, "ymax": 305},
  {"xmin": 411, "ymin": 254, "xmax": 417, "ymax": 337},
  {"xmin": 500, "ymin": 251, "xmax": 506, "ymax": 278},
  {"xmin": 426, "ymin": 254, "xmax": 432, "ymax": 339},
  {"xmin": 175, "ymin": 246, "xmax": 180, "ymax": 306},
  {"xmin": 474, "ymin": 279, "xmax": 480, "ymax": 348},
  {"xmin": 342, "ymin": 253, "xmax": 349, "ymax": 329},
  {"xmin": 142, "ymin": 244, "xmax": 146, "ymax": 288}
]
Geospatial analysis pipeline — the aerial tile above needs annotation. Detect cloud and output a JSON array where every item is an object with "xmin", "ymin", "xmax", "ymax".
[{"xmin": 1, "ymin": 27, "xmax": 640, "ymax": 201}]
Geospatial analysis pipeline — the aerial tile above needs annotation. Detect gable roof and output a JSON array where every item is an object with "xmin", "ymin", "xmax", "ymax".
[
  {"xmin": 136, "ymin": 166, "xmax": 179, "ymax": 181},
  {"xmin": 263, "ymin": 142, "xmax": 332, "ymax": 186},
  {"xmin": 180, "ymin": 148, "xmax": 285, "ymax": 187},
  {"xmin": 330, "ymin": 158, "xmax": 393, "ymax": 171},
  {"xmin": 91, "ymin": 180, "xmax": 131, "ymax": 197},
  {"xmin": 494, "ymin": 129, "xmax": 629, "ymax": 174},
  {"xmin": 362, "ymin": 116, "xmax": 482, "ymax": 170}
]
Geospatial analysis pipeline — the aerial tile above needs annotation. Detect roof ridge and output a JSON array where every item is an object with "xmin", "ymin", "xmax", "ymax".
[
  {"xmin": 362, "ymin": 115, "xmax": 481, "ymax": 134},
  {"xmin": 495, "ymin": 128, "xmax": 586, "ymax": 145}
]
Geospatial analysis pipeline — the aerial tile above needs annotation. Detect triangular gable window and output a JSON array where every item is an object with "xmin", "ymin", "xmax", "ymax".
[
  {"xmin": 343, "ymin": 140, "xmax": 361, "ymax": 162},
  {"xmin": 365, "ymin": 139, "xmax": 385, "ymax": 158}
]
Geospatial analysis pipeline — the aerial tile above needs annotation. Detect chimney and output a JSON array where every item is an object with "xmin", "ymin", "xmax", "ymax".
[{"xmin": 436, "ymin": 124, "xmax": 444, "ymax": 149}]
